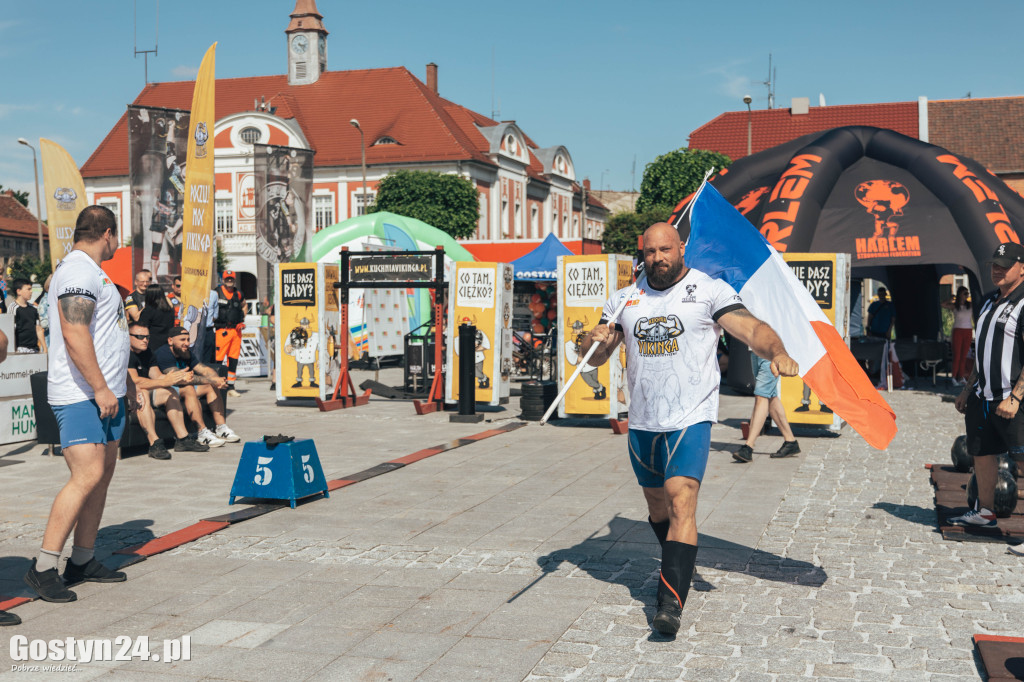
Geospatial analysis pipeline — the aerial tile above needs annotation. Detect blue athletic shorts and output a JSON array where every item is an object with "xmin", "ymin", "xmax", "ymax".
[
  {"xmin": 627, "ymin": 423, "xmax": 712, "ymax": 487},
  {"xmin": 51, "ymin": 397, "xmax": 126, "ymax": 450},
  {"xmin": 751, "ymin": 355, "xmax": 780, "ymax": 399}
]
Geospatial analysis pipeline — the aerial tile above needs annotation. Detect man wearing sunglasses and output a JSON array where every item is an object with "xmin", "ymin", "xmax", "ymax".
[{"xmin": 126, "ymin": 321, "xmax": 209, "ymax": 458}]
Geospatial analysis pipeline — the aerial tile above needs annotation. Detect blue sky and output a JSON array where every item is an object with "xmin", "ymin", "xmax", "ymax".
[{"xmin": 2, "ymin": 0, "xmax": 1022, "ymax": 217}]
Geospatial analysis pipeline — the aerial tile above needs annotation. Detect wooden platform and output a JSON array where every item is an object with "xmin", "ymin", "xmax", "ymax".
[
  {"xmin": 929, "ymin": 464, "xmax": 1024, "ymax": 542},
  {"xmin": 975, "ymin": 635, "xmax": 1024, "ymax": 681}
]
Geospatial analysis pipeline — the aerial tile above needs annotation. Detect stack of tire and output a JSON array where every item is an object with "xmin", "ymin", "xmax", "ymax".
[{"xmin": 521, "ymin": 380, "xmax": 557, "ymax": 421}]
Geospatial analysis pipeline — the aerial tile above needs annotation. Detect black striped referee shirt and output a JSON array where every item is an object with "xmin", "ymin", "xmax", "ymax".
[{"xmin": 974, "ymin": 284, "xmax": 1024, "ymax": 400}]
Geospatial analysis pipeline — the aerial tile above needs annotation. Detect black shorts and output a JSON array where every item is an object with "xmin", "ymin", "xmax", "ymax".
[{"xmin": 965, "ymin": 392, "xmax": 1024, "ymax": 457}]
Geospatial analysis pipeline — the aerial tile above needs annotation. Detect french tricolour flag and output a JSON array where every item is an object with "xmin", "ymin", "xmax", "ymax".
[{"xmin": 685, "ymin": 183, "xmax": 897, "ymax": 450}]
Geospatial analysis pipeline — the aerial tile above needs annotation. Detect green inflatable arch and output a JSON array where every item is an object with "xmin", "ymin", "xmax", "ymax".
[{"xmin": 311, "ymin": 211, "xmax": 476, "ymax": 263}]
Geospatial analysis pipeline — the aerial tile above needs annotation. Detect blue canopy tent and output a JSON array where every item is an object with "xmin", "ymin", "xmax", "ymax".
[{"xmin": 511, "ymin": 233, "xmax": 574, "ymax": 280}]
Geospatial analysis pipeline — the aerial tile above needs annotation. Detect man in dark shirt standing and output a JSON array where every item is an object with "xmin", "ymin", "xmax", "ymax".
[
  {"xmin": 8, "ymin": 278, "xmax": 46, "ymax": 353},
  {"xmin": 866, "ymin": 287, "xmax": 895, "ymax": 339},
  {"xmin": 154, "ymin": 327, "xmax": 239, "ymax": 447},
  {"xmin": 124, "ymin": 270, "xmax": 152, "ymax": 323},
  {"xmin": 215, "ymin": 271, "xmax": 245, "ymax": 398},
  {"xmin": 126, "ymin": 321, "xmax": 207, "ymax": 458}
]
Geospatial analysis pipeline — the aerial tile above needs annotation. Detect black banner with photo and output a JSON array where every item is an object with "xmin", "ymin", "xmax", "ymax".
[
  {"xmin": 128, "ymin": 105, "xmax": 191, "ymax": 284},
  {"xmin": 254, "ymin": 144, "xmax": 315, "ymax": 304}
]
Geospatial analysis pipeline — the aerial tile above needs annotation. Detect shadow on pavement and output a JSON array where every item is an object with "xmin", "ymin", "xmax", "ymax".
[
  {"xmin": 871, "ymin": 501, "xmax": 940, "ymax": 528},
  {"xmin": 523, "ymin": 515, "xmax": 827, "ymax": 611}
]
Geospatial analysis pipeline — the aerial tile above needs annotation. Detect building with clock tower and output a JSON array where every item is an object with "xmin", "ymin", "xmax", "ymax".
[
  {"xmin": 80, "ymin": 0, "xmax": 607, "ymax": 300},
  {"xmin": 286, "ymin": 0, "xmax": 327, "ymax": 86}
]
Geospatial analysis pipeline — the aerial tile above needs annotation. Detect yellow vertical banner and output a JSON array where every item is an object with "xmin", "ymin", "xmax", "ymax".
[
  {"xmin": 780, "ymin": 253, "xmax": 849, "ymax": 430},
  {"xmin": 558, "ymin": 254, "xmax": 614, "ymax": 415},
  {"xmin": 446, "ymin": 262, "xmax": 501, "ymax": 406},
  {"xmin": 39, "ymin": 138, "xmax": 87, "ymax": 267},
  {"xmin": 615, "ymin": 258, "xmax": 633, "ymax": 409},
  {"xmin": 276, "ymin": 262, "xmax": 321, "ymax": 399},
  {"xmin": 179, "ymin": 43, "xmax": 217, "ymax": 330}
]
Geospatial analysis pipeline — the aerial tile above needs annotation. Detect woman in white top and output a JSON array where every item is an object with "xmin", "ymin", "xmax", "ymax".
[{"xmin": 943, "ymin": 286, "xmax": 973, "ymax": 386}]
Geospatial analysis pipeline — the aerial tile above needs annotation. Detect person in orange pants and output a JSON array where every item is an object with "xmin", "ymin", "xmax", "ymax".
[{"xmin": 214, "ymin": 272, "xmax": 245, "ymax": 398}]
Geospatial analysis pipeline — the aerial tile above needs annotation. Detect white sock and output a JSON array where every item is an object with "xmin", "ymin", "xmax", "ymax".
[
  {"xmin": 36, "ymin": 549, "xmax": 62, "ymax": 572},
  {"xmin": 70, "ymin": 545, "xmax": 95, "ymax": 566}
]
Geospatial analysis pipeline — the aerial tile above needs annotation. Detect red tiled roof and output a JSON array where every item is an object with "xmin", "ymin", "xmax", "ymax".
[
  {"xmin": 929, "ymin": 97, "xmax": 1024, "ymax": 173},
  {"xmin": 0, "ymin": 192, "xmax": 45, "ymax": 240},
  {"xmin": 82, "ymin": 68, "xmax": 500, "ymax": 178},
  {"xmin": 688, "ymin": 101, "xmax": 919, "ymax": 160}
]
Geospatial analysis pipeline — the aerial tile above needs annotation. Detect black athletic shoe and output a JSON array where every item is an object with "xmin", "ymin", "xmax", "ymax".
[
  {"xmin": 292, "ymin": 381, "xmax": 304, "ymax": 388},
  {"xmin": 771, "ymin": 440, "xmax": 801, "ymax": 459},
  {"xmin": 794, "ymin": 404, "xmax": 810, "ymax": 412},
  {"xmin": 24, "ymin": 561, "xmax": 76, "ymax": 603},
  {"xmin": 175, "ymin": 434, "xmax": 210, "ymax": 453},
  {"xmin": 63, "ymin": 558, "xmax": 127, "ymax": 585},
  {"xmin": 148, "ymin": 440, "xmax": 172, "ymax": 460},
  {"xmin": 820, "ymin": 405, "xmax": 833, "ymax": 413},
  {"xmin": 652, "ymin": 600, "xmax": 682, "ymax": 635},
  {"xmin": 732, "ymin": 444, "xmax": 753, "ymax": 463},
  {"xmin": 0, "ymin": 610, "xmax": 21, "ymax": 626},
  {"xmin": 309, "ymin": 381, "xmax": 319, "ymax": 388}
]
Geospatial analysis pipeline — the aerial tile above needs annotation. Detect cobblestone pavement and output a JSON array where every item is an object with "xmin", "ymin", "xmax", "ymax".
[{"xmin": 0, "ymin": 374, "xmax": 1016, "ymax": 680}]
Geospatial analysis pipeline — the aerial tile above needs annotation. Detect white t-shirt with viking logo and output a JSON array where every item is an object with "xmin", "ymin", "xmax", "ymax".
[
  {"xmin": 47, "ymin": 250, "xmax": 131, "ymax": 405},
  {"xmin": 601, "ymin": 268, "xmax": 744, "ymax": 432}
]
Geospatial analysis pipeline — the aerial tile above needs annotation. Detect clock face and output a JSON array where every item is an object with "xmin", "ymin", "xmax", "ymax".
[
  {"xmin": 291, "ymin": 34, "xmax": 308, "ymax": 55},
  {"xmin": 318, "ymin": 36, "xmax": 326, "ymax": 56}
]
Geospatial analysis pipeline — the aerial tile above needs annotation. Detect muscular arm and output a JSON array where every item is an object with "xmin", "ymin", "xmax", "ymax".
[
  {"xmin": 579, "ymin": 324, "xmax": 625, "ymax": 367},
  {"xmin": 59, "ymin": 295, "xmax": 107, "ymax": 393},
  {"xmin": 718, "ymin": 308, "xmax": 799, "ymax": 377}
]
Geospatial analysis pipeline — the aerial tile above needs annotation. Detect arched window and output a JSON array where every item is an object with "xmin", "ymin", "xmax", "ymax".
[
  {"xmin": 373, "ymin": 136, "xmax": 399, "ymax": 146},
  {"xmin": 239, "ymin": 127, "xmax": 262, "ymax": 145}
]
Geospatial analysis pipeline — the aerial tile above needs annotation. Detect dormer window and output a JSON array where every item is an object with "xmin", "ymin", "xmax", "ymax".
[
  {"xmin": 239, "ymin": 127, "xmax": 262, "ymax": 145},
  {"xmin": 373, "ymin": 136, "xmax": 399, "ymax": 146},
  {"xmin": 506, "ymin": 135, "xmax": 518, "ymax": 154}
]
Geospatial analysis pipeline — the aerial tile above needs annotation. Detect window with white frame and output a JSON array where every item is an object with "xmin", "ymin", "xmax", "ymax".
[
  {"xmin": 313, "ymin": 194, "xmax": 335, "ymax": 232},
  {"xmin": 215, "ymin": 198, "xmax": 234, "ymax": 234},
  {"xmin": 562, "ymin": 214, "xmax": 568, "ymax": 237},
  {"xmin": 501, "ymin": 199, "xmax": 509, "ymax": 238},
  {"xmin": 98, "ymin": 200, "xmax": 119, "ymax": 227},
  {"xmin": 530, "ymin": 206, "xmax": 538, "ymax": 238},
  {"xmin": 573, "ymin": 216, "xmax": 579, "ymax": 238},
  {"xmin": 514, "ymin": 202, "xmax": 522, "ymax": 238},
  {"xmin": 353, "ymin": 191, "xmax": 375, "ymax": 216}
]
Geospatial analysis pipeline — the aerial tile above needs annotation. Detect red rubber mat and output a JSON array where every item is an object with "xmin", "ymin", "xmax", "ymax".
[
  {"xmin": 975, "ymin": 635, "xmax": 1024, "ymax": 681},
  {"xmin": 930, "ymin": 464, "xmax": 1024, "ymax": 541},
  {"xmin": 115, "ymin": 520, "xmax": 229, "ymax": 557}
]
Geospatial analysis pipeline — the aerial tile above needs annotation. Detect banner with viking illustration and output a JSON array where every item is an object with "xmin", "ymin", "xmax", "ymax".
[
  {"xmin": 178, "ymin": 42, "xmax": 216, "ymax": 350},
  {"xmin": 254, "ymin": 143, "xmax": 314, "ymax": 307},
  {"xmin": 446, "ymin": 262, "xmax": 513, "ymax": 406},
  {"xmin": 127, "ymin": 105, "xmax": 190, "ymax": 284},
  {"xmin": 39, "ymin": 138, "xmax": 87, "ymax": 267},
  {"xmin": 557, "ymin": 254, "xmax": 629, "ymax": 418}
]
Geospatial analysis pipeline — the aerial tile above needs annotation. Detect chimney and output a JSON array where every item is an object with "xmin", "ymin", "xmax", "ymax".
[
  {"xmin": 791, "ymin": 97, "xmax": 810, "ymax": 115},
  {"xmin": 426, "ymin": 62, "xmax": 438, "ymax": 94},
  {"xmin": 583, "ymin": 179, "xmax": 591, "ymax": 191}
]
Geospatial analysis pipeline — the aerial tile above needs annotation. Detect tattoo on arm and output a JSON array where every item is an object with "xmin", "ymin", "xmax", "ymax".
[
  {"xmin": 59, "ymin": 296, "xmax": 95, "ymax": 325},
  {"xmin": 1012, "ymin": 372, "xmax": 1024, "ymax": 401},
  {"xmin": 190, "ymin": 374, "xmax": 219, "ymax": 386}
]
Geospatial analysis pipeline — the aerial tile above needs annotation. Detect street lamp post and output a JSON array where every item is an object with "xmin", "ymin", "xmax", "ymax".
[
  {"xmin": 349, "ymin": 119, "xmax": 367, "ymax": 215},
  {"xmin": 743, "ymin": 95, "xmax": 753, "ymax": 157},
  {"xmin": 17, "ymin": 138, "xmax": 46, "ymax": 260}
]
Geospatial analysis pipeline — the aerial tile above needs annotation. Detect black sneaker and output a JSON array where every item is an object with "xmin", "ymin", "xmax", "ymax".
[
  {"xmin": 292, "ymin": 381, "xmax": 304, "ymax": 388},
  {"xmin": 24, "ymin": 560, "xmax": 76, "ymax": 603},
  {"xmin": 732, "ymin": 444, "xmax": 753, "ymax": 463},
  {"xmin": 148, "ymin": 440, "xmax": 172, "ymax": 460},
  {"xmin": 0, "ymin": 610, "xmax": 21, "ymax": 626},
  {"xmin": 652, "ymin": 601, "xmax": 682, "ymax": 635},
  {"xmin": 63, "ymin": 558, "xmax": 127, "ymax": 585},
  {"xmin": 175, "ymin": 434, "xmax": 210, "ymax": 452},
  {"xmin": 771, "ymin": 440, "xmax": 801, "ymax": 458},
  {"xmin": 794, "ymin": 404, "xmax": 810, "ymax": 412},
  {"xmin": 820, "ymin": 405, "xmax": 833, "ymax": 413}
]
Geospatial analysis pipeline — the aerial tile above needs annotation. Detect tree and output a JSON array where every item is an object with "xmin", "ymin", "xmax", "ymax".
[
  {"xmin": 0, "ymin": 185, "xmax": 29, "ymax": 207},
  {"xmin": 636, "ymin": 148, "xmax": 732, "ymax": 213},
  {"xmin": 369, "ymin": 170, "xmax": 479, "ymax": 239},
  {"xmin": 6, "ymin": 254, "xmax": 52, "ymax": 284},
  {"xmin": 601, "ymin": 206, "xmax": 672, "ymax": 255}
]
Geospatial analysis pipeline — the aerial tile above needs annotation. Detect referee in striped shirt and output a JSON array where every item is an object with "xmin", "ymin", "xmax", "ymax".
[{"xmin": 951, "ymin": 242, "xmax": 1024, "ymax": 527}]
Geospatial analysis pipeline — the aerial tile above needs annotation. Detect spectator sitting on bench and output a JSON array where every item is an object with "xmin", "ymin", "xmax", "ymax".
[
  {"xmin": 127, "ymin": 321, "xmax": 209, "ymax": 459},
  {"xmin": 153, "ymin": 326, "xmax": 240, "ymax": 448}
]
